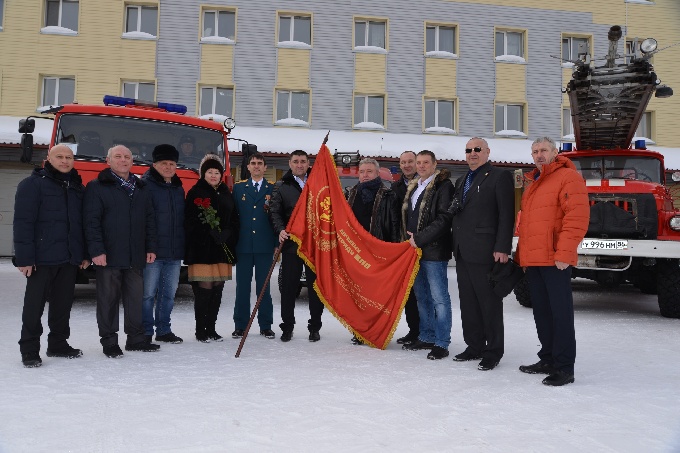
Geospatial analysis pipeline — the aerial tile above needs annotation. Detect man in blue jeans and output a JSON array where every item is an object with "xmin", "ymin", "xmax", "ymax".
[
  {"xmin": 401, "ymin": 150, "xmax": 454, "ymax": 360},
  {"xmin": 141, "ymin": 144, "xmax": 186, "ymax": 344}
]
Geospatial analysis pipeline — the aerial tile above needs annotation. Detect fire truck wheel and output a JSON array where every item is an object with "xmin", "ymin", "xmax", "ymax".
[
  {"xmin": 513, "ymin": 275, "xmax": 532, "ymax": 308},
  {"xmin": 657, "ymin": 258, "xmax": 680, "ymax": 319}
]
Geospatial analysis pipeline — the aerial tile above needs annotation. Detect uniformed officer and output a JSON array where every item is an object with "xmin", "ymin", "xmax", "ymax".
[{"xmin": 231, "ymin": 152, "xmax": 279, "ymax": 339}]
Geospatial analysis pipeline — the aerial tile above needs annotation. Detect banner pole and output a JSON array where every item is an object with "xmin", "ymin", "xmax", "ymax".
[{"xmin": 234, "ymin": 244, "xmax": 283, "ymax": 358}]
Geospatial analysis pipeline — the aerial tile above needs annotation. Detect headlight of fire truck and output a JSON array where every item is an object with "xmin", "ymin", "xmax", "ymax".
[{"xmin": 670, "ymin": 216, "xmax": 680, "ymax": 231}]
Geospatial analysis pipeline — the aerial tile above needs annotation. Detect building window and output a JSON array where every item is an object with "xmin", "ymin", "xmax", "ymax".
[
  {"xmin": 354, "ymin": 19, "xmax": 386, "ymax": 49},
  {"xmin": 425, "ymin": 99, "xmax": 455, "ymax": 132},
  {"xmin": 495, "ymin": 29, "xmax": 524, "ymax": 61},
  {"xmin": 125, "ymin": 5, "xmax": 158, "ymax": 36},
  {"xmin": 354, "ymin": 95, "xmax": 384, "ymax": 129},
  {"xmin": 276, "ymin": 90, "xmax": 310, "ymax": 125},
  {"xmin": 200, "ymin": 87, "xmax": 233, "ymax": 117},
  {"xmin": 495, "ymin": 103, "xmax": 524, "ymax": 135},
  {"xmin": 562, "ymin": 36, "xmax": 589, "ymax": 61},
  {"xmin": 635, "ymin": 112, "xmax": 653, "ymax": 141},
  {"xmin": 563, "ymin": 107, "xmax": 573, "ymax": 137},
  {"xmin": 203, "ymin": 9, "xmax": 235, "ymax": 41},
  {"xmin": 426, "ymin": 25, "xmax": 456, "ymax": 55},
  {"xmin": 45, "ymin": 0, "xmax": 79, "ymax": 32},
  {"xmin": 123, "ymin": 81, "xmax": 155, "ymax": 102},
  {"xmin": 41, "ymin": 77, "xmax": 75, "ymax": 107},
  {"xmin": 278, "ymin": 14, "xmax": 311, "ymax": 45}
]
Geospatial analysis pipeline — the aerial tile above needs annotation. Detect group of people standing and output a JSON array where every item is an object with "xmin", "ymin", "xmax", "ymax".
[
  {"xmin": 338, "ymin": 137, "xmax": 589, "ymax": 387},
  {"xmin": 14, "ymin": 136, "xmax": 589, "ymax": 387}
]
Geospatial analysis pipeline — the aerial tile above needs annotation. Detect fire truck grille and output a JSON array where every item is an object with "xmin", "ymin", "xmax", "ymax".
[{"xmin": 586, "ymin": 193, "xmax": 657, "ymax": 239}]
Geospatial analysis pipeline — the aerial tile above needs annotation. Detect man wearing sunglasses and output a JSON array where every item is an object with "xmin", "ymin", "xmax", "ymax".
[{"xmin": 450, "ymin": 137, "xmax": 515, "ymax": 371}]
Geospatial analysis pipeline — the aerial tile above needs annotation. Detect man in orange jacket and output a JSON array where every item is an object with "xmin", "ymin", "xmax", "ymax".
[{"xmin": 515, "ymin": 137, "xmax": 590, "ymax": 386}]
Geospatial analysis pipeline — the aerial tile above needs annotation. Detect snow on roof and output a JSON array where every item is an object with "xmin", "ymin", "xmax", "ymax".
[{"xmin": 2, "ymin": 115, "xmax": 679, "ymax": 170}]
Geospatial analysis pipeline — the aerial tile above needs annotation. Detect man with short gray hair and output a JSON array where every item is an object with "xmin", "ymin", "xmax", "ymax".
[
  {"xmin": 345, "ymin": 157, "xmax": 400, "ymax": 344},
  {"xmin": 84, "ymin": 145, "xmax": 159, "ymax": 358},
  {"xmin": 516, "ymin": 137, "xmax": 589, "ymax": 386}
]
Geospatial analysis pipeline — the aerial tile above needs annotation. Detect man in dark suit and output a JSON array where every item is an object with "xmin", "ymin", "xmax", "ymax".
[
  {"xmin": 231, "ymin": 153, "xmax": 278, "ymax": 340},
  {"xmin": 391, "ymin": 151, "xmax": 420, "ymax": 345},
  {"xmin": 451, "ymin": 137, "xmax": 515, "ymax": 371}
]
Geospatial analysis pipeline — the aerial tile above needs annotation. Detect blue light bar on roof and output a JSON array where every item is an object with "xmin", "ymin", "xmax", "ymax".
[{"xmin": 102, "ymin": 95, "xmax": 187, "ymax": 115}]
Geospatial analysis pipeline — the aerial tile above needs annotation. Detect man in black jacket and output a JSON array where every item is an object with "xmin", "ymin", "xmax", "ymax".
[
  {"xmin": 84, "ymin": 145, "xmax": 158, "ymax": 358},
  {"xmin": 402, "ymin": 150, "xmax": 454, "ymax": 360},
  {"xmin": 269, "ymin": 150, "xmax": 324, "ymax": 342},
  {"xmin": 141, "ymin": 144, "xmax": 185, "ymax": 345},
  {"xmin": 390, "ymin": 150, "xmax": 420, "ymax": 345},
  {"xmin": 14, "ymin": 145, "xmax": 89, "ymax": 368},
  {"xmin": 345, "ymin": 157, "xmax": 400, "ymax": 344},
  {"xmin": 450, "ymin": 137, "xmax": 515, "ymax": 371}
]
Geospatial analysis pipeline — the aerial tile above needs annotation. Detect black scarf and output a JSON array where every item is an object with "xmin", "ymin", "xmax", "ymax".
[{"xmin": 356, "ymin": 176, "xmax": 382, "ymax": 204}]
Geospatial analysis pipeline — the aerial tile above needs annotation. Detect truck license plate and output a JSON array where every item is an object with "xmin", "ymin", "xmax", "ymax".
[{"xmin": 580, "ymin": 239, "xmax": 628, "ymax": 250}]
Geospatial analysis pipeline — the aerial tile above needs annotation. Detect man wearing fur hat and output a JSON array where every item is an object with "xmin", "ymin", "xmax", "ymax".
[
  {"xmin": 141, "ymin": 144, "xmax": 186, "ymax": 344},
  {"xmin": 402, "ymin": 150, "xmax": 454, "ymax": 360}
]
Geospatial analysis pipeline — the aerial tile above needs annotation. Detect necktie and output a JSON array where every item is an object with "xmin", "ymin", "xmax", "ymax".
[
  {"xmin": 462, "ymin": 172, "xmax": 473, "ymax": 202},
  {"xmin": 254, "ymin": 182, "xmax": 259, "ymax": 192}
]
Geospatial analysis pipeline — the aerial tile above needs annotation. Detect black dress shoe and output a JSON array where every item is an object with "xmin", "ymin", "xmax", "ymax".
[
  {"xmin": 427, "ymin": 346, "xmax": 449, "ymax": 360},
  {"xmin": 231, "ymin": 329, "xmax": 244, "ymax": 339},
  {"xmin": 396, "ymin": 332, "xmax": 419, "ymax": 345},
  {"xmin": 125, "ymin": 341, "xmax": 160, "ymax": 352},
  {"xmin": 103, "ymin": 345, "xmax": 124, "ymax": 358},
  {"xmin": 309, "ymin": 331, "xmax": 320, "ymax": 342},
  {"xmin": 156, "ymin": 333, "xmax": 183, "ymax": 344},
  {"xmin": 260, "ymin": 329, "xmax": 276, "ymax": 339},
  {"xmin": 519, "ymin": 360, "xmax": 555, "ymax": 375},
  {"xmin": 350, "ymin": 335, "xmax": 364, "ymax": 345},
  {"xmin": 478, "ymin": 358, "xmax": 500, "ymax": 371},
  {"xmin": 46, "ymin": 345, "xmax": 83, "ymax": 358},
  {"xmin": 542, "ymin": 370, "xmax": 575, "ymax": 386},
  {"xmin": 280, "ymin": 330, "xmax": 293, "ymax": 342},
  {"xmin": 452, "ymin": 349, "xmax": 482, "ymax": 362},
  {"xmin": 402, "ymin": 340, "xmax": 435, "ymax": 351}
]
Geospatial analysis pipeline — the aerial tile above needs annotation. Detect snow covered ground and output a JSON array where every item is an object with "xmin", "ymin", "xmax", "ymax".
[{"xmin": 0, "ymin": 258, "xmax": 679, "ymax": 452}]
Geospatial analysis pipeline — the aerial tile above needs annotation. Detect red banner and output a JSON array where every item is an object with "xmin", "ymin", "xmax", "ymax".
[{"xmin": 287, "ymin": 143, "xmax": 420, "ymax": 349}]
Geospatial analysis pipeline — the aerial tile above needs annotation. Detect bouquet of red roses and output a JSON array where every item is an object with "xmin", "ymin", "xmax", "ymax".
[{"xmin": 193, "ymin": 197, "xmax": 236, "ymax": 263}]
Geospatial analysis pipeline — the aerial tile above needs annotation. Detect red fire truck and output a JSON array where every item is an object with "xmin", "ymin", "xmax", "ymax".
[{"xmin": 513, "ymin": 26, "xmax": 680, "ymax": 318}]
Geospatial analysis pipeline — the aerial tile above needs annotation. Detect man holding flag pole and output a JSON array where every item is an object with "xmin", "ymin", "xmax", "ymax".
[{"xmin": 279, "ymin": 135, "xmax": 421, "ymax": 350}]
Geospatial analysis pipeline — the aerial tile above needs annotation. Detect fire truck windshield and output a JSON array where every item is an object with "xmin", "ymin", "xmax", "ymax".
[
  {"xmin": 55, "ymin": 114, "xmax": 224, "ymax": 169},
  {"xmin": 570, "ymin": 155, "xmax": 663, "ymax": 183}
]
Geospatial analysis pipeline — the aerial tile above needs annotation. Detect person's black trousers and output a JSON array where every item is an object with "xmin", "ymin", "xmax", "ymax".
[
  {"xmin": 95, "ymin": 267, "xmax": 146, "ymax": 347},
  {"xmin": 455, "ymin": 254, "xmax": 504, "ymax": 362},
  {"xmin": 403, "ymin": 289, "xmax": 420, "ymax": 336},
  {"xmin": 279, "ymin": 251, "xmax": 324, "ymax": 333},
  {"xmin": 526, "ymin": 265, "xmax": 576, "ymax": 374},
  {"xmin": 19, "ymin": 264, "xmax": 78, "ymax": 354}
]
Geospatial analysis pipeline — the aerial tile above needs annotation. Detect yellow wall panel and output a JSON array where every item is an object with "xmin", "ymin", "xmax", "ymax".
[
  {"xmin": 0, "ymin": 0, "xmax": 157, "ymax": 115},
  {"xmin": 276, "ymin": 48, "xmax": 310, "ymax": 88},
  {"xmin": 200, "ymin": 45, "xmax": 234, "ymax": 85},
  {"xmin": 354, "ymin": 53, "xmax": 385, "ymax": 93},
  {"xmin": 425, "ymin": 58, "xmax": 457, "ymax": 98},
  {"xmin": 496, "ymin": 64, "xmax": 526, "ymax": 101}
]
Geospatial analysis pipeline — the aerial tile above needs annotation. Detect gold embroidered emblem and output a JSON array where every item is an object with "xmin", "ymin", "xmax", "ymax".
[{"xmin": 307, "ymin": 185, "xmax": 337, "ymax": 252}]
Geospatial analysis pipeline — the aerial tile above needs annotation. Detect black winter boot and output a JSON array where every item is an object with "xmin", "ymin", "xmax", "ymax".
[
  {"xmin": 206, "ymin": 284, "xmax": 224, "ymax": 342},
  {"xmin": 192, "ymin": 285, "xmax": 212, "ymax": 343}
]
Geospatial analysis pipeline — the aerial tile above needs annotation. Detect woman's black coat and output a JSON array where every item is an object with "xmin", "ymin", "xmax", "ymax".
[{"xmin": 184, "ymin": 178, "xmax": 239, "ymax": 265}]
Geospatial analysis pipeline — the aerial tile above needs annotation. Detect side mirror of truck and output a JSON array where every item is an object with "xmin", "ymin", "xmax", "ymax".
[{"xmin": 20, "ymin": 134, "xmax": 34, "ymax": 163}]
